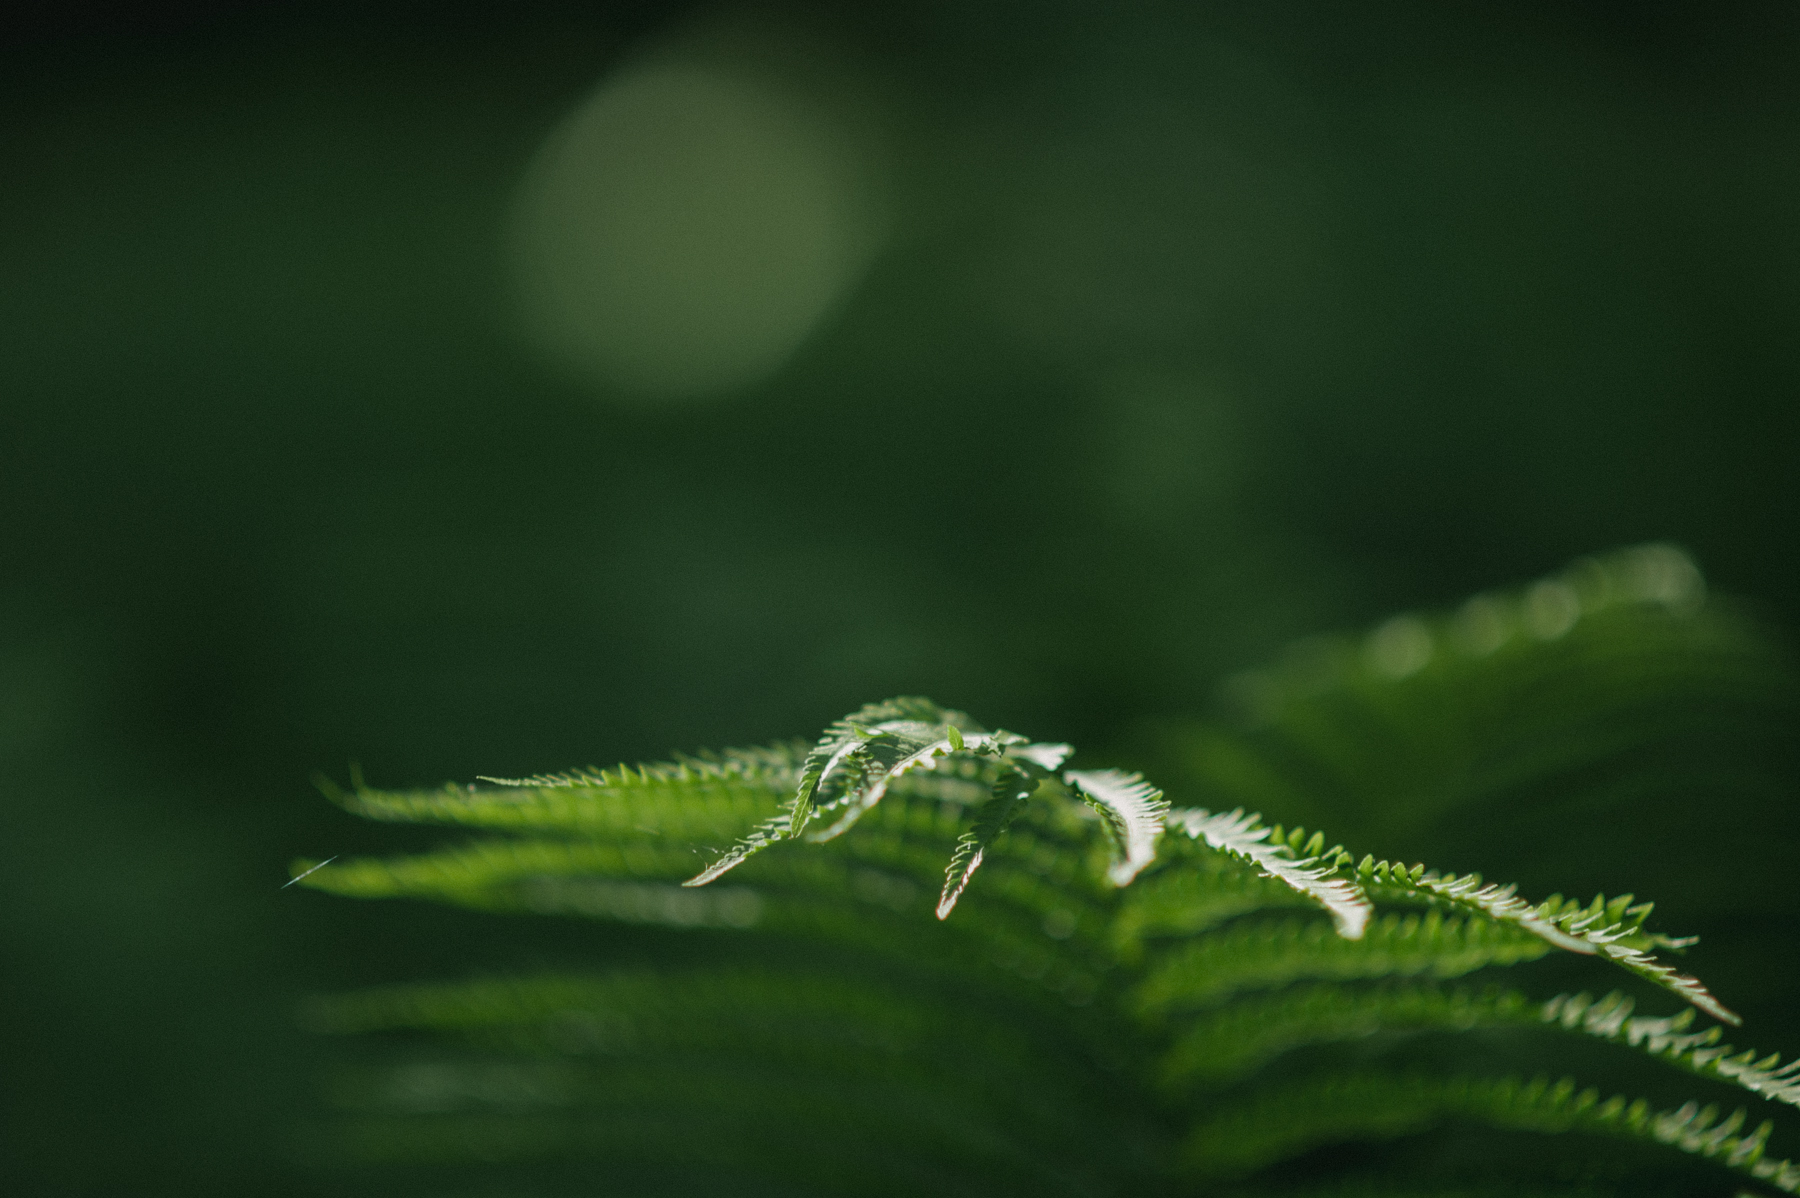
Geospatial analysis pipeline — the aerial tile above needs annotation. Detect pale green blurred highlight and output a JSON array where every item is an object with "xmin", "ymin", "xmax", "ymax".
[{"xmin": 508, "ymin": 26, "xmax": 887, "ymax": 400}]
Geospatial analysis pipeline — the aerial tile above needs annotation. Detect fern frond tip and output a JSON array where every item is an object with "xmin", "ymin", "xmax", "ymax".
[
  {"xmin": 1065, "ymin": 768, "xmax": 1169, "ymax": 887},
  {"xmin": 1172, "ymin": 807, "xmax": 1373, "ymax": 939}
]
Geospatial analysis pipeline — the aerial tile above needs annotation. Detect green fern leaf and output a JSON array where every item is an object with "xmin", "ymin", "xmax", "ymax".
[
  {"xmin": 1543, "ymin": 991, "xmax": 1800, "ymax": 1110},
  {"xmin": 683, "ymin": 699, "xmax": 962, "ymax": 884},
  {"xmin": 1182, "ymin": 1071, "xmax": 1799, "ymax": 1191},
  {"xmin": 1110, "ymin": 834, "xmax": 1326, "ymax": 953},
  {"xmin": 1153, "ymin": 545, "xmax": 1794, "ymax": 914},
  {"xmin": 1357, "ymin": 859, "xmax": 1738, "ymax": 1023},
  {"xmin": 681, "ymin": 697, "xmax": 1065, "ymax": 888},
  {"xmin": 295, "ymin": 560, "xmax": 1800, "ymax": 1198},
  {"xmin": 1064, "ymin": 769, "xmax": 1169, "ymax": 886},
  {"xmin": 1133, "ymin": 911, "xmax": 1554, "ymax": 1016},
  {"xmin": 1161, "ymin": 982, "xmax": 1800, "ymax": 1111},
  {"xmin": 317, "ymin": 743, "xmax": 797, "ymax": 841},
  {"xmin": 1168, "ymin": 807, "xmax": 1373, "ymax": 938},
  {"xmin": 1159, "ymin": 982, "xmax": 1538, "ymax": 1085},
  {"xmin": 937, "ymin": 767, "xmax": 1036, "ymax": 918}
]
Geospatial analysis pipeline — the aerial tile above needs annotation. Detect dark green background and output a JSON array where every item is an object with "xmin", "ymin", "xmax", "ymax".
[{"xmin": 3, "ymin": 2, "xmax": 1797, "ymax": 1193}]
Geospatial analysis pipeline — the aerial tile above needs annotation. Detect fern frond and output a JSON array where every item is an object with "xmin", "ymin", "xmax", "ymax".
[
  {"xmin": 1064, "ymin": 769, "xmax": 1169, "ymax": 886},
  {"xmin": 675, "ymin": 698, "xmax": 1172, "ymax": 918},
  {"xmin": 792, "ymin": 697, "xmax": 981, "ymax": 831},
  {"xmin": 298, "ymin": 643, "xmax": 1797, "ymax": 1195},
  {"xmin": 291, "ymin": 840, "xmax": 766, "ymax": 925},
  {"xmin": 1159, "ymin": 982, "xmax": 1537, "ymax": 1085},
  {"xmin": 475, "ymin": 742, "xmax": 805, "ymax": 791},
  {"xmin": 1162, "ymin": 982, "xmax": 1800, "ymax": 1112},
  {"xmin": 1544, "ymin": 991, "xmax": 1800, "ymax": 1110},
  {"xmin": 1182, "ymin": 1071, "xmax": 1799, "ymax": 1191},
  {"xmin": 1167, "ymin": 808, "xmax": 1373, "ymax": 939},
  {"xmin": 310, "ymin": 776, "xmax": 1098, "ymax": 919},
  {"xmin": 937, "ymin": 768, "xmax": 1036, "ymax": 918},
  {"xmin": 296, "ymin": 838, "xmax": 691, "ymax": 897},
  {"xmin": 1158, "ymin": 545, "xmax": 1794, "ymax": 916},
  {"xmin": 1111, "ymin": 835, "xmax": 1326, "ymax": 953},
  {"xmin": 677, "ymin": 809, "xmax": 797, "ymax": 888},
  {"xmin": 302, "ymin": 967, "xmax": 1167, "ymax": 1195},
  {"xmin": 682, "ymin": 699, "xmax": 950, "ymax": 884},
  {"xmin": 1133, "ymin": 912, "xmax": 1553, "ymax": 1016},
  {"xmin": 1356, "ymin": 859, "xmax": 1736, "ymax": 1023},
  {"xmin": 319, "ymin": 743, "xmax": 798, "ymax": 841},
  {"xmin": 681, "ymin": 697, "xmax": 1067, "ymax": 888},
  {"xmin": 310, "ymin": 1071, "xmax": 1127, "ymax": 1194},
  {"xmin": 302, "ymin": 968, "xmax": 1118, "ymax": 1093},
  {"xmin": 297, "ymin": 792, "xmax": 1128, "ymax": 1014}
]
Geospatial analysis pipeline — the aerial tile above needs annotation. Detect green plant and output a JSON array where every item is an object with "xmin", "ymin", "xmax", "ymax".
[{"xmin": 293, "ymin": 546, "xmax": 1799, "ymax": 1196}]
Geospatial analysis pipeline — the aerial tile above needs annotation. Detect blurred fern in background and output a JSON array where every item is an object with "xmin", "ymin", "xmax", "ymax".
[{"xmin": 295, "ymin": 546, "xmax": 1799, "ymax": 1195}]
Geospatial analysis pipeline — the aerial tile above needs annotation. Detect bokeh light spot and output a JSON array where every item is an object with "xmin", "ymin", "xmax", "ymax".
[
  {"xmin": 508, "ymin": 53, "xmax": 884, "ymax": 400},
  {"xmin": 1452, "ymin": 594, "xmax": 1512, "ymax": 657},
  {"xmin": 1365, "ymin": 615, "xmax": 1433, "ymax": 678},
  {"xmin": 1525, "ymin": 580, "xmax": 1582, "ymax": 640}
]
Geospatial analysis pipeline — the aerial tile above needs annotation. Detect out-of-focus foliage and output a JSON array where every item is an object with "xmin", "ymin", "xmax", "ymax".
[
  {"xmin": 1140, "ymin": 544, "xmax": 1800, "ymax": 1021},
  {"xmin": 296, "ymin": 552, "xmax": 1800, "ymax": 1194},
  {"xmin": 1148, "ymin": 544, "xmax": 1786, "ymax": 859}
]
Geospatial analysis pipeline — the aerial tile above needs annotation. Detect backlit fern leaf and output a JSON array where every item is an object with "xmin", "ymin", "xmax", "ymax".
[
  {"xmin": 294, "ymin": 546, "xmax": 1799, "ymax": 1196},
  {"xmin": 1166, "ymin": 808, "xmax": 1372, "ymax": 938},
  {"xmin": 321, "ymin": 743, "xmax": 799, "ymax": 841},
  {"xmin": 1352, "ymin": 859, "xmax": 1738, "ymax": 1023},
  {"xmin": 1110, "ymin": 833, "xmax": 1329, "ymax": 952},
  {"xmin": 937, "ymin": 767, "xmax": 1037, "ymax": 918},
  {"xmin": 679, "ymin": 697, "xmax": 1078, "ymax": 892},
  {"xmin": 1064, "ymin": 769, "xmax": 1169, "ymax": 887}
]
